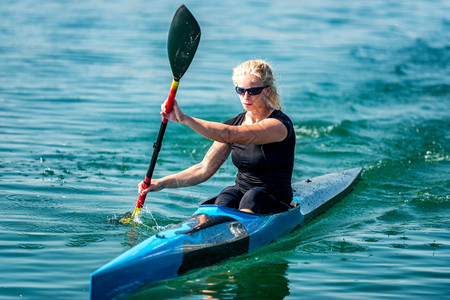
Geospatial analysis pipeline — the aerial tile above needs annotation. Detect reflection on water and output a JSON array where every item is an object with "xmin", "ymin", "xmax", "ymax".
[{"xmin": 128, "ymin": 256, "xmax": 290, "ymax": 300}]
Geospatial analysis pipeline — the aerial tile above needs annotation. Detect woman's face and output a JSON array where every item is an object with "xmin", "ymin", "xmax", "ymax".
[{"xmin": 235, "ymin": 74, "xmax": 271, "ymax": 112}]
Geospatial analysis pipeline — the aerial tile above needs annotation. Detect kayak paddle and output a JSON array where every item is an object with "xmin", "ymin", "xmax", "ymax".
[{"xmin": 119, "ymin": 5, "xmax": 201, "ymax": 224}]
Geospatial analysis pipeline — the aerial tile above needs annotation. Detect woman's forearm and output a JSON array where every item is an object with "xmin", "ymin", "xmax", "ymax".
[
  {"xmin": 160, "ymin": 163, "xmax": 210, "ymax": 189},
  {"xmin": 181, "ymin": 115, "xmax": 235, "ymax": 144}
]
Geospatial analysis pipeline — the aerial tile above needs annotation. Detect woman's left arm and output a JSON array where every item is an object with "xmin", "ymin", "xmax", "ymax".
[{"xmin": 162, "ymin": 100, "xmax": 287, "ymax": 145}]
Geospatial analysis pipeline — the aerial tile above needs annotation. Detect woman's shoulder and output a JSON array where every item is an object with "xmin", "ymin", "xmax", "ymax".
[
  {"xmin": 269, "ymin": 110, "xmax": 295, "ymax": 142},
  {"xmin": 269, "ymin": 110, "xmax": 293, "ymax": 126}
]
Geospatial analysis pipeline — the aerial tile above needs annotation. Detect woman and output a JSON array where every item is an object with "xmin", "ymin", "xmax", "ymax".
[{"xmin": 139, "ymin": 59, "xmax": 295, "ymax": 214}]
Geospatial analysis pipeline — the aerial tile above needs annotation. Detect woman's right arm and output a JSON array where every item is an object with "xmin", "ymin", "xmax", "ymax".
[
  {"xmin": 139, "ymin": 141, "xmax": 231, "ymax": 195},
  {"xmin": 162, "ymin": 100, "xmax": 287, "ymax": 145}
]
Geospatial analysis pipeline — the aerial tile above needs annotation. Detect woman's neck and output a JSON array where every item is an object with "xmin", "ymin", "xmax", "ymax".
[{"xmin": 244, "ymin": 106, "xmax": 274, "ymax": 124}]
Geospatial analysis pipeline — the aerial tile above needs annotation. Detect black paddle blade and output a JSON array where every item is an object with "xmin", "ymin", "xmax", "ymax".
[{"xmin": 167, "ymin": 5, "xmax": 201, "ymax": 81}]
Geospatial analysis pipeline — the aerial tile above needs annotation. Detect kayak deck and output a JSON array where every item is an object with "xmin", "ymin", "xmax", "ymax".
[{"xmin": 90, "ymin": 167, "xmax": 361, "ymax": 299}]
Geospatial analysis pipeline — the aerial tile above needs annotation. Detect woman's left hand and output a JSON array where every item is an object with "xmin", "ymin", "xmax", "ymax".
[{"xmin": 161, "ymin": 99, "xmax": 185, "ymax": 123}]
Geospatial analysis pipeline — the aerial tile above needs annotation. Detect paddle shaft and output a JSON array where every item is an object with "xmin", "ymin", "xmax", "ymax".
[
  {"xmin": 136, "ymin": 79, "xmax": 179, "ymax": 208},
  {"xmin": 131, "ymin": 5, "xmax": 200, "ymax": 215}
]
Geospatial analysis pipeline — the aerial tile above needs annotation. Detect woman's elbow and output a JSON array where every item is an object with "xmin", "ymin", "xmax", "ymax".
[{"xmin": 218, "ymin": 127, "xmax": 245, "ymax": 144}]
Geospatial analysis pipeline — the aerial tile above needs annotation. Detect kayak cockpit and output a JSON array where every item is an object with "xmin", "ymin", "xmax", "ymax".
[
  {"xmin": 199, "ymin": 196, "xmax": 300, "ymax": 211},
  {"xmin": 174, "ymin": 213, "xmax": 250, "ymax": 274}
]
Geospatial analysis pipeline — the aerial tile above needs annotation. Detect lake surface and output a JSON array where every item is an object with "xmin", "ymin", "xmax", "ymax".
[{"xmin": 1, "ymin": 0, "xmax": 449, "ymax": 299}]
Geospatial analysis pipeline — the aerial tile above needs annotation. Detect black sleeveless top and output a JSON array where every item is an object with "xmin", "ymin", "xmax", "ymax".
[{"xmin": 224, "ymin": 110, "xmax": 295, "ymax": 203}]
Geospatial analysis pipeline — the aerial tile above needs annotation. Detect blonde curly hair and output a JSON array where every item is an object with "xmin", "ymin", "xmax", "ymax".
[{"xmin": 232, "ymin": 59, "xmax": 281, "ymax": 110}]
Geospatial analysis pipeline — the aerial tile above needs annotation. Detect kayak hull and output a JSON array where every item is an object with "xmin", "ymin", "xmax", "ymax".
[{"xmin": 90, "ymin": 167, "xmax": 362, "ymax": 299}]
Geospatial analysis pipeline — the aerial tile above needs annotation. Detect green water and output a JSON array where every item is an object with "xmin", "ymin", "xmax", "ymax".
[{"xmin": 0, "ymin": 0, "xmax": 449, "ymax": 298}]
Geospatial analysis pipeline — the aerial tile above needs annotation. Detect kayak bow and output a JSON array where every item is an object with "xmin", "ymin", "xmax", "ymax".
[{"xmin": 90, "ymin": 167, "xmax": 362, "ymax": 299}]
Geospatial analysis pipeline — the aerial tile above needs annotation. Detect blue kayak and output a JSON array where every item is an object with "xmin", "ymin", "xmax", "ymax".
[{"xmin": 90, "ymin": 167, "xmax": 362, "ymax": 299}]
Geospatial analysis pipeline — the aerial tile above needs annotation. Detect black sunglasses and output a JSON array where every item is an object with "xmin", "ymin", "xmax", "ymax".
[{"xmin": 235, "ymin": 85, "xmax": 270, "ymax": 96}]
